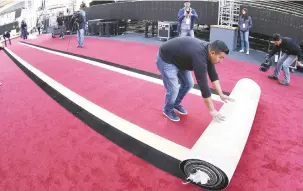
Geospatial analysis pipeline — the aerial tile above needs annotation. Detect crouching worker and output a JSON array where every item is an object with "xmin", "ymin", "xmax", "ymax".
[
  {"xmin": 156, "ymin": 36, "xmax": 234, "ymax": 122},
  {"xmin": 267, "ymin": 33, "xmax": 302, "ymax": 86},
  {"xmin": 3, "ymin": 31, "xmax": 11, "ymax": 46}
]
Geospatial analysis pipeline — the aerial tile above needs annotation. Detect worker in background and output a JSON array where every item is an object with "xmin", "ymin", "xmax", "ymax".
[
  {"xmin": 267, "ymin": 33, "xmax": 302, "ymax": 86},
  {"xmin": 36, "ymin": 21, "xmax": 42, "ymax": 35},
  {"xmin": 20, "ymin": 20, "xmax": 28, "ymax": 40},
  {"xmin": 57, "ymin": 12, "xmax": 65, "ymax": 39},
  {"xmin": 177, "ymin": 0, "xmax": 198, "ymax": 37},
  {"xmin": 3, "ymin": 31, "xmax": 11, "ymax": 47},
  {"xmin": 71, "ymin": 2, "xmax": 86, "ymax": 48}
]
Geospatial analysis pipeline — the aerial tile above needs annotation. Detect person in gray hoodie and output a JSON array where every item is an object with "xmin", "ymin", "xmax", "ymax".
[{"xmin": 238, "ymin": 8, "xmax": 252, "ymax": 55}]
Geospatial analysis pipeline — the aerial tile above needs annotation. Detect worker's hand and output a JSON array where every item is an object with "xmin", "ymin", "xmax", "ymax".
[
  {"xmin": 219, "ymin": 94, "xmax": 235, "ymax": 103},
  {"xmin": 297, "ymin": 61, "xmax": 303, "ymax": 67},
  {"xmin": 210, "ymin": 110, "xmax": 225, "ymax": 122},
  {"xmin": 265, "ymin": 54, "xmax": 269, "ymax": 60}
]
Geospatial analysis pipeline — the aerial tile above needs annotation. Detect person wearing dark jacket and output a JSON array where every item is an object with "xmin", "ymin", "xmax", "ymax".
[
  {"xmin": 156, "ymin": 36, "xmax": 234, "ymax": 122},
  {"xmin": 36, "ymin": 22, "xmax": 41, "ymax": 35},
  {"xmin": 3, "ymin": 31, "xmax": 11, "ymax": 46},
  {"xmin": 238, "ymin": 8, "xmax": 253, "ymax": 55},
  {"xmin": 56, "ymin": 12, "xmax": 65, "ymax": 39},
  {"xmin": 20, "ymin": 20, "xmax": 27, "ymax": 40},
  {"xmin": 267, "ymin": 33, "xmax": 302, "ymax": 86}
]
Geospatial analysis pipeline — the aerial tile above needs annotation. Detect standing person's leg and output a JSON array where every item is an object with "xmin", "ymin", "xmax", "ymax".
[
  {"xmin": 174, "ymin": 70, "xmax": 194, "ymax": 115},
  {"xmin": 280, "ymin": 55, "xmax": 297, "ymax": 85},
  {"xmin": 52, "ymin": 29, "xmax": 55, "ymax": 38},
  {"xmin": 58, "ymin": 26, "xmax": 61, "ymax": 38},
  {"xmin": 268, "ymin": 54, "xmax": 288, "ymax": 80},
  {"xmin": 62, "ymin": 26, "xmax": 65, "ymax": 39},
  {"xmin": 8, "ymin": 38, "xmax": 11, "ymax": 45},
  {"xmin": 239, "ymin": 31, "xmax": 244, "ymax": 52},
  {"xmin": 79, "ymin": 28, "xmax": 84, "ymax": 47},
  {"xmin": 21, "ymin": 30, "xmax": 24, "ymax": 39},
  {"xmin": 60, "ymin": 26, "xmax": 64, "ymax": 39},
  {"xmin": 156, "ymin": 52, "xmax": 181, "ymax": 121},
  {"xmin": 245, "ymin": 31, "xmax": 250, "ymax": 54},
  {"xmin": 189, "ymin": 29, "xmax": 195, "ymax": 37},
  {"xmin": 4, "ymin": 38, "xmax": 7, "ymax": 47},
  {"xmin": 76, "ymin": 30, "xmax": 81, "ymax": 47}
]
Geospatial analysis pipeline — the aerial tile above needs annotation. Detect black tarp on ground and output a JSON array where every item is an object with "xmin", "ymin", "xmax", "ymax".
[
  {"xmin": 85, "ymin": 1, "xmax": 218, "ymax": 25},
  {"xmin": 240, "ymin": 5, "xmax": 303, "ymax": 44}
]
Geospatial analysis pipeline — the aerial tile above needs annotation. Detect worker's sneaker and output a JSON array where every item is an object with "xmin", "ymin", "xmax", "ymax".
[
  {"xmin": 279, "ymin": 80, "xmax": 289, "ymax": 86},
  {"xmin": 174, "ymin": 105, "xmax": 188, "ymax": 115},
  {"xmin": 163, "ymin": 111, "xmax": 180, "ymax": 122},
  {"xmin": 268, "ymin": 75, "xmax": 279, "ymax": 80}
]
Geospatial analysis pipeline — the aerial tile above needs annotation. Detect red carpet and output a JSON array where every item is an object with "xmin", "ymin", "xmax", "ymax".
[
  {"xmin": 1, "ymin": 35, "xmax": 303, "ymax": 191},
  {"xmin": 8, "ymin": 43, "xmax": 223, "ymax": 148},
  {"xmin": 25, "ymin": 35, "xmax": 303, "ymax": 92},
  {"xmin": 0, "ymin": 48, "xmax": 200, "ymax": 191}
]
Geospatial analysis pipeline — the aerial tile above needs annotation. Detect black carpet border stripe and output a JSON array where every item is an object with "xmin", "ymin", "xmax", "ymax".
[
  {"xmin": 3, "ymin": 48, "xmax": 185, "ymax": 181},
  {"xmin": 20, "ymin": 41, "xmax": 231, "ymax": 96}
]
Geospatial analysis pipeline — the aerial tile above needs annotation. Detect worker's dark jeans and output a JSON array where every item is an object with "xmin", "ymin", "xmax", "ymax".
[{"xmin": 4, "ymin": 38, "xmax": 11, "ymax": 46}]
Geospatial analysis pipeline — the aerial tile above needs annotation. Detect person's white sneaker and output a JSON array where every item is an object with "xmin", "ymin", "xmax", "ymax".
[
  {"xmin": 246, "ymin": 51, "xmax": 249, "ymax": 55},
  {"xmin": 239, "ymin": 49, "xmax": 244, "ymax": 53}
]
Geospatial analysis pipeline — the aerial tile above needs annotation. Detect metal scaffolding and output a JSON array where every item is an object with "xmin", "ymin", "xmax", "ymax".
[{"xmin": 218, "ymin": 0, "xmax": 240, "ymax": 26}]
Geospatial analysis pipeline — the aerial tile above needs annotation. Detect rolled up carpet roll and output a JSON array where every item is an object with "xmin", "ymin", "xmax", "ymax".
[{"xmin": 180, "ymin": 78, "xmax": 261, "ymax": 191}]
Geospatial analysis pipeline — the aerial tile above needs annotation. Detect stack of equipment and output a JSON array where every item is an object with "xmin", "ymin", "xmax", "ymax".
[{"xmin": 158, "ymin": 21, "xmax": 179, "ymax": 41}]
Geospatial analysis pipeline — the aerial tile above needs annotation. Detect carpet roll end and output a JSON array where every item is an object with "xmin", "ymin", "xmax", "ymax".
[
  {"xmin": 180, "ymin": 159, "xmax": 229, "ymax": 191},
  {"xmin": 179, "ymin": 78, "xmax": 261, "ymax": 190}
]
